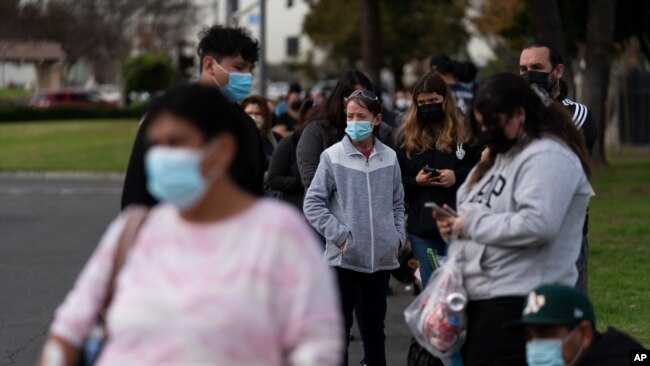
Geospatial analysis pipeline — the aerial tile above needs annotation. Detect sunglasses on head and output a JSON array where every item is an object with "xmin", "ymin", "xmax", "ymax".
[{"xmin": 347, "ymin": 89, "xmax": 378, "ymax": 101}]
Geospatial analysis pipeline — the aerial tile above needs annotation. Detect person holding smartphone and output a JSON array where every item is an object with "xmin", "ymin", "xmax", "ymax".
[
  {"xmin": 395, "ymin": 72, "xmax": 480, "ymax": 287},
  {"xmin": 433, "ymin": 73, "xmax": 592, "ymax": 365}
]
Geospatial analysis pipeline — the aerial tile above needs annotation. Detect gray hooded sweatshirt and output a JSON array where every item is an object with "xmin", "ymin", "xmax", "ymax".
[
  {"xmin": 452, "ymin": 137, "xmax": 590, "ymax": 300},
  {"xmin": 303, "ymin": 136, "xmax": 406, "ymax": 273}
]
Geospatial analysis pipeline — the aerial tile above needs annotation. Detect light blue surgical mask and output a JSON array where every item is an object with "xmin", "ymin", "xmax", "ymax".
[
  {"xmin": 526, "ymin": 328, "xmax": 583, "ymax": 366},
  {"xmin": 345, "ymin": 120, "xmax": 374, "ymax": 142},
  {"xmin": 211, "ymin": 59, "xmax": 252, "ymax": 103},
  {"xmin": 526, "ymin": 339, "xmax": 565, "ymax": 366},
  {"xmin": 145, "ymin": 146, "xmax": 212, "ymax": 210}
]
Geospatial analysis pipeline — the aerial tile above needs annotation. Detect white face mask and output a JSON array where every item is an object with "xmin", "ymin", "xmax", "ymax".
[
  {"xmin": 248, "ymin": 114, "xmax": 265, "ymax": 130},
  {"xmin": 396, "ymin": 98, "xmax": 410, "ymax": 110}
]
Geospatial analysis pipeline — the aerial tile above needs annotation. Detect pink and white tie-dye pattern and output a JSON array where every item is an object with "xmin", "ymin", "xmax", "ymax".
[{"xmin": 50, "ymin": 199, "xmax": 343, "ymax": 365}]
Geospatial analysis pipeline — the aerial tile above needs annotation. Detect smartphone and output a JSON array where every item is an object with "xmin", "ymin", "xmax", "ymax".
[
  {"xmin": 424, "ymin": 202, "xmax": 458, "ymax": 217},
  {"xmin": 422, "ymin": 166, "xmax": 440, "ymax": 176}
]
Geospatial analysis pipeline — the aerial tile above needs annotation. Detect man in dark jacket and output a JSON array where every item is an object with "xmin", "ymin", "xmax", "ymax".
[
  {"xmin": 510, "ymin": 284, "xmax": 645, "ymax": 366},
  {"xmin": 121, "ymin": 25, "xmax": 266, "ymax": 209}
]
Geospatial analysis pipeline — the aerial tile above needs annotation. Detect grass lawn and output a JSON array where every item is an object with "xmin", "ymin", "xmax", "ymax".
[
  {"xmin": 0, "ymin": 119, "xmax": 139, "ymax": 171},
  {"xmin": 589, "ymin": 147, "xmax": 650, "ymax": 346},
  {"xmin": 0, "ymin": 87, "xmax": 31, "ymax": 100}
]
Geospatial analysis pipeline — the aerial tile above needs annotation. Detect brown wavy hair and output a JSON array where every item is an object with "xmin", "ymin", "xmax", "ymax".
[
  {"xmin": 240, "ymin": 95, "xmax": 272, "ymax": 137},
  {"xmin": 467, "ymin": 73, "xmax": 592, "ymax": 188},
  {"xmin": 396, "ymin": 72, "xmax": 469, "ymax": 159}
]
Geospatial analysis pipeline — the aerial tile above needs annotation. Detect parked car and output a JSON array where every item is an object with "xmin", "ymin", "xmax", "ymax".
[
  {"xmin": 29, "ymin": 89, "xmax": 116, "ymax": 108},
  {"xmin": 91, "ymin": 84, "xmax": 123, "ymax": 105}
]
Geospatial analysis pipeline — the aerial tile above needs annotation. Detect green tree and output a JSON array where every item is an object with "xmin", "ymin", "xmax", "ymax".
[
  {"xmin": 472, "ymin": 0, "xmax": 649, "ymax": 165},
  {"xmin": 303, "ymin": 0, "xmax": 469, "ymax": 89},
  {"xmin": 123, "ymin": 54, "xmax": 178, "ymax": 95}
]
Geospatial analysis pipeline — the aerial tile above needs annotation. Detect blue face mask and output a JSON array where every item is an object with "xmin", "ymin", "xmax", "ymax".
[
  {"xmin": 526, "ymin": 339, "xmax": 565, "ymax": 366},
  {"xmin": 145, "ymin": 146, "xmax": 209, "ymax": 210},
  {"xmin": 345, "ymin": 120, "xmax": 374, "ymax": 142},
  {"xmin": 222, "ymin": 72, "xmax": 252, "ymax": 103},
  {"xmin": 211, "ymin": 60, "xmax": 252, "ymax": 103}
]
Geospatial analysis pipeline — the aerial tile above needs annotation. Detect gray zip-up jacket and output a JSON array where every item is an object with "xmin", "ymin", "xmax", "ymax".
[
  {"xmin": 303, "ymin": 136, "xmax": 406, "ymax": 273},
  {"xmin": 452, "ymin": 137, "xmax": 590, "ymax": 300}
]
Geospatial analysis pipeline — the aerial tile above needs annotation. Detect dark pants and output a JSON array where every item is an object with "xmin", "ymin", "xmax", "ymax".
[
  {"xmin": 461, "ymin": 297, "xmax": 527, "ymax": 366},
  {"xmin": 335, "ymin": 267, "xmax": 391, "ymax": 366},
  {"xmin": 575, "ymin": 234, "xmax": 588, "ymax": 292}
]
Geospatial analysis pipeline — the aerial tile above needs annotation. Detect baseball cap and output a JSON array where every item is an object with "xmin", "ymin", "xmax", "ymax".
[
  {"xmin": 430, "ymin": 55, "xmax": 453, "ymax": 72},
  {"xmin": 507, "ymin": 284, "xmax": 596, "ymax": 328}
]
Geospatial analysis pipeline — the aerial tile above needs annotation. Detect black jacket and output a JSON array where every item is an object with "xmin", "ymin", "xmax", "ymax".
[
  {"xmin": 578, "ymin": 327, "xmax": 646, "ymax": 366},
  {"xmin": 266, "ymin": 132, "xmax": 303, "ymax": 210},
  {"xmin": 397, "ymin": 142, "xmax": 480, "ymax": 238},
  {"xmin": 120, "ymin": 105, "xmax": 266, "ymax": 209}
]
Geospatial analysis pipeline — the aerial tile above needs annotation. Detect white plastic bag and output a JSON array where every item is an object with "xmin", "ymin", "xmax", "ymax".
[{"xmin": 404, "ymin": 253, "xmax": 467, "ymax": 359}]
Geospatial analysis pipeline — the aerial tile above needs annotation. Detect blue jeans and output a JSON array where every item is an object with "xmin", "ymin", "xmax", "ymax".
[{"xmin": 409, "ymin": 233, "xmax": 447, "ymax": 287}]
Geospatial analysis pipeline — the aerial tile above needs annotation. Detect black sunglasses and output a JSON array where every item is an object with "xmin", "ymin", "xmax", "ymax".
[{"xmin": 347, "ymin": 89, "xmax": 378, "ymax": 101}]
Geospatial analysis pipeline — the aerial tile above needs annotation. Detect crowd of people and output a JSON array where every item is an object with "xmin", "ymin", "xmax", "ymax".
[{"xmin": 38, "ymin": 24, "xmax": 645, "ymax": 366}]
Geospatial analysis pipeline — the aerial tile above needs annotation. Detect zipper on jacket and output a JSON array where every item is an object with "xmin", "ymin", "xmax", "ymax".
[{"xmin": 365, "ymin": 157, "xmax": 375, "ymax": 272}]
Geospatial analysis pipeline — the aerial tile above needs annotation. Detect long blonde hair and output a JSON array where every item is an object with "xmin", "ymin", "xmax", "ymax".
[{"xmin": 396, "ymin": 72, "xmax": 470, "ymax": 159}]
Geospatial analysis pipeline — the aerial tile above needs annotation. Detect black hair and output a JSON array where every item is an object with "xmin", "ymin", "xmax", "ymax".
[
  {"xmin": 146, "ymin": 83, "xmax": 246, "ymax": 150},
  {"xmin": 453, "ymin": 61, "xmax": 478, "ymax": 84},
  {"xmin": 523, "ymin": 40, "xmax": 564, "ymax": 68},
  {"xmin": 317, "ymin": 70, "xmax": 374, "ymax": 146},
  {"xmin": 430, "ymin": 55, "xmax": 454, "ymax": 74},
  {"xmin": 289, "ymin": 82, "xmax": 302, "ymax": 94},
  {"xmin": 197, "ymin": 25, "xmax": 259, "ymax": 70},
  {"xmin": 467, "ymin": 73, "xmax": 591, "ymax": 187}
]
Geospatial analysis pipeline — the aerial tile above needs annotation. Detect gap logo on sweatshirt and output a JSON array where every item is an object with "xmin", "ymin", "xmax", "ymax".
[{"xmin": 468, "ymin": 174, "xmax": 507, "ymax": 208}]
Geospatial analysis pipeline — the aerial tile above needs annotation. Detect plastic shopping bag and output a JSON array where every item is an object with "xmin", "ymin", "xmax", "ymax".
[{"xmin": 404, "ymin": 253, "xmax": 467, "ymax": 359}]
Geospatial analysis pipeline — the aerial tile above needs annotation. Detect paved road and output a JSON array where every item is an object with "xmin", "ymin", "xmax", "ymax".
[{"xmin": 0, "ymin": 173, "xmax": 414, "ymax": 366}]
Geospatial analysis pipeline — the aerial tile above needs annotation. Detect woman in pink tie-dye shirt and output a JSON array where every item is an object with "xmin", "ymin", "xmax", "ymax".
[{"xmin": 38, "ymin": 84, "xmax": 343, "ymax": 366}]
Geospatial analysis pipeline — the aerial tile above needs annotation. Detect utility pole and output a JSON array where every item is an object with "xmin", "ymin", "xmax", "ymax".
[
  {"xmin": 226, "ymin": 0, "xmax": 238, "ymax": 26},
  {"xmin": 360, "ymin": 0, "xmax": 382, "ymax": 92},
  {"xmin": 259, "ymin": 0, "xmax": 266, "ymax": 97}
]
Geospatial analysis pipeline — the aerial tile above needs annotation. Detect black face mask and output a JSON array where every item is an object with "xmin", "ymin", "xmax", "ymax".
[
  {"xmin": 418, "ymin": 103, "xmax": 445, "ymax": 124},
  {"xmin": 479, "ymin": 126, "xmax": 517, "ymax": 154},
  {"xmin": 522, "ymin": 71, "xmax": 553, "ymax": 93}
]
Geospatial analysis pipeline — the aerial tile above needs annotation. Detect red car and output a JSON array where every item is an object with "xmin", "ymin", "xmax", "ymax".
[{"xmin": 29, "ymin": 89, "xmax": 116, "ymax": 108}]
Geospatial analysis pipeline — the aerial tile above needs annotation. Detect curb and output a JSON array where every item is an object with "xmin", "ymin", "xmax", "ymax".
[{"xmin": 0, "ymin": 171, "xmax": 125, "ymax": 181}]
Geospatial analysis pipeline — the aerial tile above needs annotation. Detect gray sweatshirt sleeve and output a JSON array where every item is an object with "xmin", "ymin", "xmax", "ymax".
[
  {"xmin": 464, "ymin": 150, "xmax": 585, "ymax": 247},
  {"xmin": 303, "ymin": 153, "xmax": 350, "ymax": 246},
  {"xmin": 296, "ymin": 122, "xmax": 324, "ymax": 188},
  {"xmin": 393, "ymin": 160, "xmax": 406, "ymax": 247}
]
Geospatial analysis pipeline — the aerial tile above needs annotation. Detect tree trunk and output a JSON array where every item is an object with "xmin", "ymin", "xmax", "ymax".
[
  {"xmin": 527, "ymin": 0, "xmax": 576, "ymax": 98},
  {"xmin": 359, "ymin": 0, "xmax": 382, "ymax": 91},
  {"xmin": 582, "ymin": 0, "xmax": 617, "ymax": 165},
  {"xmin": 392, "ymin": 62, "xmax": 404, "ymax": 91}
]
